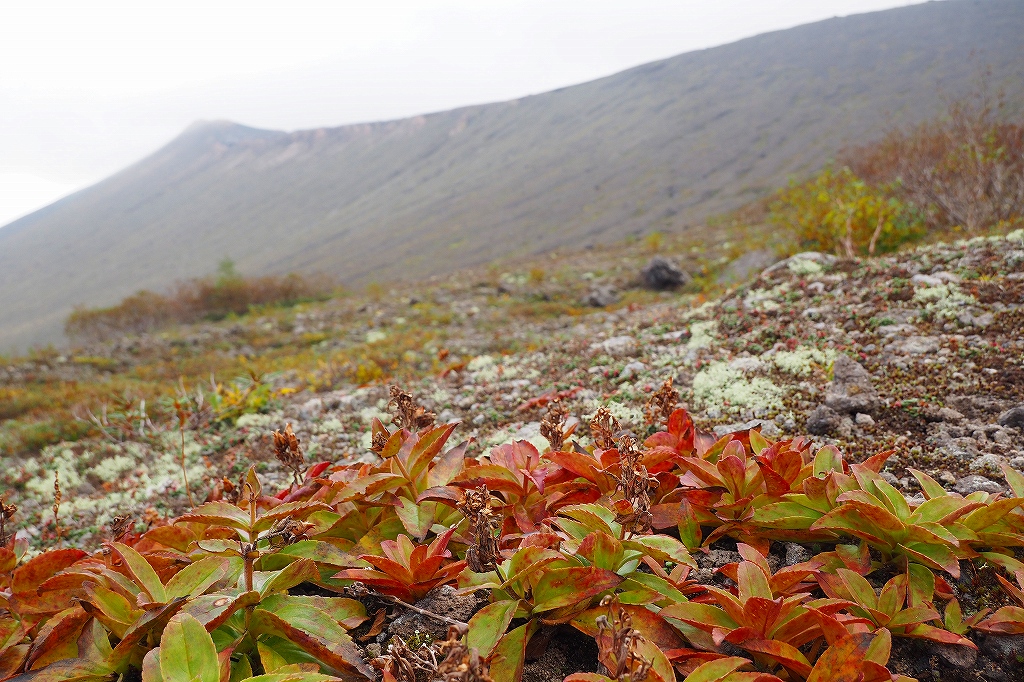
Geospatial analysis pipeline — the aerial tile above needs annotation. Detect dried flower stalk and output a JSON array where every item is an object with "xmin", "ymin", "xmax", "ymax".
[
  {"xmin": 0, "ymin": 496, "xmax": 17, "ymax": 545},
  {"xmin": 612, "ymin": 435, "xmax": 656, "ymax": 537},
  {"xmin": 458, "ymin": 486, "xmax": 500, "ymax": 573},
  {"xmin": 272, "ymin": 423, "xmax": 305, "ymax": 485},
  {"xmin": 595, "ymin": 595, "xmax": 652, "ymax": 681},
  {"xmin": 590, "ymin": 407, "xmax": 621, "ymax": 450},
  {"xmin": 388, "ymin": 386, "xmax": 436, "ymax": 431},
  {"xmin": 643, "ymin": 380, "xmax": 678, "ymax": 426},
  {"xmin": 540, "ymin": 399, "xmax": 570, "ymax": 451}
]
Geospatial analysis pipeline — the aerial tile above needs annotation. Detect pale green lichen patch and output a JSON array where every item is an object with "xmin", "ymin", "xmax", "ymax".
[
  {"xmin": 768, "ymin": 346, "xmax": 837, "ymax": 376},
  {"xmin": 691, "ymin": 361, "xmax": 784, "ymax": 414},
  {"xmin": 913, "ymin": 283, "xmax": 977, "ymax": 320}
]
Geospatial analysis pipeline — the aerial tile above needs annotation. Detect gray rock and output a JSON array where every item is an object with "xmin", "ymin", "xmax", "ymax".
[
  {"xmin": 911, "ymin": 273, "xmax": 944, "ymax": 287},
  {"xmin": 898, "ymin": 335, "xmax": 941, "ymax": 355},
  {"xmin": 718, "ymin": 249, "xmax": 777, "ymax": 286},
  {"xmin": 712, "ymin": 419, "xmax": 781, "ymax": 439},
  {"xmin": 927, "ymin": 641, "xmax": 978, "ymax": 669},
  {"xmin": 784, "ymin": 543, "xmax": 812, "ymax": 566},
  {"xmin": 807, "ymin": 405, "xmax": 843, "ymax": 436},
  {"xmin": 933, "ymin": 407, "xmax": 966, "ymax": 423},
  {"xmin": 825, "ymin": 355, "xmax": 881, "ymax": 415},
  {"xmin": 994, "ymin": 428, "xmax": 1014, "ymax": 445},
  {"xmin": 998, "ymin": 405, "xmax": 1024, "ymax": 429},
  {"xmin": 699, "ymin": 549, "xmax": 742, "ymax": 568},
  {"xmin": 618, "ymin": 361, "xmax": 647, "ymax": 381},
  {"xmin": 582, "ymin": 284, "xmax": 619, "ymax": 307},
  {"xmin": 760, "ymin": 252, "xmax": 837, "ymax": 278},
  {"xmin": 437, "ymin": 409, "xmax": 457, "ymax": 424},
  {"xmin": 970, "ymin": 454, "xmax": 1006, "ymax": 475},
  {"xmin": 855, "ymin": 413, "xmax": 875, "ymax": 426},
  {"xmin": 880, "ymin": 471, "xmax": 901, "ymax": 487},
  {"xmin": 980, "ymin": 634, "xmax": 1024, "ymax": 667},
  {"xmin": 593, "ymin": 336, "xmax": 638, "ymax": 358},
  {"xmin": 641, "ymin": 256, "xmax": 690, "ymax": 290},
  {"xmin": 954, "ymin": 475, "xmax": 1004, "ymax": 495}
]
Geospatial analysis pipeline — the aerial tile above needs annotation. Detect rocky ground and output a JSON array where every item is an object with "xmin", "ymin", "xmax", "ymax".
[
  {"xmin": 3, "ymin": 231, "xmax": 1023, "ymax": 553},
  {"xmin": 2, "ymin": 230, "xmax": 1024, "ymax": 680}
]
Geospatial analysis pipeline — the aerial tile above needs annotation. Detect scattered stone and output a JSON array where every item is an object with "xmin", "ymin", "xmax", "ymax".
[
  {"xmin": 979, "ymin": 634, "xmax": 1024, "ymax": 668},
  {"xmin": 618, "ymin": 361, "xmax": 647, "ymax": 381},
  {"xmin": 954, "ymin": 475, "xmax": 1004, "ymax": 495},
  {"xmin": 807, "ymin": 405, "xmax": 842, "ymax": 436},
  {"xmin": 911, "ymin": 273, "xmax": 944, "ymax": 287},
  {"xmin": 825, "ymin": 355, "xmax": 880, "ymax": 415},
  {"xmin": 640, "ymin": 256, "xmax": 690, "ymax": 290},
  {"xmin": 927, "ymin": 641, "xmax": 978, "ymax": 669},
  {"xmin": 998, "ymin": 404, "xmax": 1024, "ymax": 429},
  {"xmin": 969, "ymin": 454, "xmax": 1006, "ymax": 475},
  {"xmin": 581, "ymin": 284, "xmax": 619, "ymax": 307},
  {"xmin": 593, "ymin": 336, "xmax": 638, "ymax": 357},
  {"xmin": 924, "ymin": 406, "xmax": 965, "ymax": 423},
  {"xmin": 472, "ymin": 413, "xmax": 486, "ymax": 425},
  {"xmin": 959, "ymin": 311, "xmax": 995, "ymax": 328},
  {"xmin": 855, "ymin": 413, "xmax": 875, "ymax": 426},
  {"xmin": 994, "ymin": 428, "xmax": 1014, "ymax": 445},
  {"xmin": 784, "ymin": 543, "xmax": 812, "ymax": 566},
  {"xmin": 898, "ymin": 335, "xmax": 941, "ymax": 355},
  {"xmin": 760, "ymin": 252, "xmax": 836, "ymax": 278},
  {"xmin": 712, "ymin": 419, "xmax": 781, "ymax": 439},
  {"xmin": 699, "ymin": 549, "xmax": 742, "ymax": 569},
  {"xmin": 718, "ymin": 249, "xmax": 776, "ymax": 285},
  {"xmin": 939, "ymin": 471, "xmax": 957, "ymax": 485},
  {"xmin": 880, "ymin": 471, "xmax": 901, "ymax": 487}
]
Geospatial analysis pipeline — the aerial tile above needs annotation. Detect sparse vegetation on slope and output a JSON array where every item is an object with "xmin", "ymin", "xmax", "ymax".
[{"xmin": 1, "ymin": 224, "xmax": 1023, "ymax": 680}]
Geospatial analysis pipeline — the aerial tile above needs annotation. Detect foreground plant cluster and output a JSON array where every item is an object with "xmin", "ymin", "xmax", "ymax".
[{"xmin": 3, "ymin": 384, "xmax": 1024, "ymax": 682}]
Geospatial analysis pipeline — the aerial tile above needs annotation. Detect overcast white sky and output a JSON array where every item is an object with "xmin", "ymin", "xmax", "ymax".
[{"xmin": 0, "ymin": 0, "xmax": 928, "ymax": 227}]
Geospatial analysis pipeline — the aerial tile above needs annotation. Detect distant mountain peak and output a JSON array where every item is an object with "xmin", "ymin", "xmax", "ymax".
[{"xmin": 1, "ymin": 0, "xmax": 1023, "ymax": 352}]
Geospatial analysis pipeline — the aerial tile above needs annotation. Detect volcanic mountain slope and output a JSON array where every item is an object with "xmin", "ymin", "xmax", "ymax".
[{"xmin": 2, "ymin": 0, "xmax": 1024, "ymax": 351}]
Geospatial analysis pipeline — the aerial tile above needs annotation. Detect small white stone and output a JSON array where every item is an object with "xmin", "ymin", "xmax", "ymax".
[{"xmin": 855, "ymin": 413, "xmax": 875, "ymax": 426}]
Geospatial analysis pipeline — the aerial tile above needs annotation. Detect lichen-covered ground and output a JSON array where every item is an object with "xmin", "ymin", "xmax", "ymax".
[{"xmin": 3, "ymin": 230, "xmax": 1022, "ymax": 564}]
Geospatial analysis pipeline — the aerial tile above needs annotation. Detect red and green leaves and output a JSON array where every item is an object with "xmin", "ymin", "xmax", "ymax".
[{"xmin": 332, "ymin": 527, "xmax": 465, "ymax": 601}]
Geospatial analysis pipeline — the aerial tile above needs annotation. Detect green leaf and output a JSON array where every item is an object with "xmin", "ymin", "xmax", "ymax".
[
  {"xmin": 260, "ymin": 594, "xmax": 367, "ymax": 630},
  {"xmin": 249, "ymin": 607, "xmax": 375, "ymax": 679},
  {"xmin": 111, "ymin": 542, "xmax": 167, "ymax": 603},
  {"xmin": 177, "ymin": 502, "xmax": 253, "ymax": 533},
  {"xmin": 909, "ymin": 469, "xmax": 948, "ymax": 500},
  {"xmin": 467, "ymin": 600, "xmax": 519, "ymax": 657},
  {"xmin": 394, "ymin": 497, "xmax": 436, "ymax": 541},
  {"xmin": 624, "ymin": 534, "xmax": 696, "ymax": 568},
  {"xmin": 238, "ymin": 671, "xmax": 339, "ymax": 675},
  {"xmin": 257, "ymin": 558, "xmax": 320, "ymax": 598},
  {"xmin": 489, "ymin": 620, "xmax": 537, "ymax": 682},
  {"xmin": 159, "ymin": 613, "xmax": 219, "ymax": 682},
  {"xmin": 683, "ymin": 656, "xmax": 754, "ymax": 682},
  {"xmin": 164, "ymin": 557, "xmax": 233, "ymax": 600},
  {"xmin": 531, "ymin": 566, "xmax": 622, "ymax": 613},
  {"xmin": 737, "ymin": 562, "xmax": 772, "ymax": 602},
  {"xmin": 141, "ymin": 648, "xmax": 163, "ymax": 682}
]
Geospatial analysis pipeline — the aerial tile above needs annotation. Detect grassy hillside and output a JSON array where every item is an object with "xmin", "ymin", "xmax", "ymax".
[{"xmin": 2, "ymin": 0, "xmax": 1023, "ymax": 351}]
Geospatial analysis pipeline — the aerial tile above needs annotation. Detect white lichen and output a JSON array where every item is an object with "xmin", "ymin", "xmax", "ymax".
[{"xmin": 691, "ymin": 361, "xmax": 784, "ymax": 414}]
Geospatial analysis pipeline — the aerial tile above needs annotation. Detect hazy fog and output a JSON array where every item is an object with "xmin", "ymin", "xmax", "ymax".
[{"xmin": 1, "ymin": 0, "xmax": 926, "ymax": 226}]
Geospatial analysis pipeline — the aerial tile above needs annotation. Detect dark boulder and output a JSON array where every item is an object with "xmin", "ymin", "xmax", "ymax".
[{"xmin": 641, "ymin": 256, "xmax": 690, "ymax": 290}]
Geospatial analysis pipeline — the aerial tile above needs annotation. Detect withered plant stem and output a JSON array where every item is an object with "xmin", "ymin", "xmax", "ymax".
[
  {"xmin": 378, "ymin": 592, "xmax": 468, "ymax": 629},
  {"xmin": 180, "ymin": 424, "xmax": 195, "ymax": 507}
]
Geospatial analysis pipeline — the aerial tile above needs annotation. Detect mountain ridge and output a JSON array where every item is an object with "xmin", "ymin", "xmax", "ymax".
[{"xmin": 2, "ymin": 0, "xmax": 1024, "ymax": 351}]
